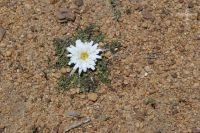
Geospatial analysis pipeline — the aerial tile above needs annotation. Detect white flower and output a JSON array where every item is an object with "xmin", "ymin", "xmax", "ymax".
[{"xmin": 67, "ymin": 39, "xmax": 102, "ymax": 75}]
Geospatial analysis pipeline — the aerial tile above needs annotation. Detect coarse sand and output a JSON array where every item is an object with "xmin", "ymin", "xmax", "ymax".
[{"xmin": 0, "ymin": 0, "xmax": 200, "ymax": 132}]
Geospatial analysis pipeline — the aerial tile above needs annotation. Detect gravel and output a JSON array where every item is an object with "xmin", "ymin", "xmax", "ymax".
[{"xmin": 0, "ymin": 0, "xmax": 200, "ymax": 132}]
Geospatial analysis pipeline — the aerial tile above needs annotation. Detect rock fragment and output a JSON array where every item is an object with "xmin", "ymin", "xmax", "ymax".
[
  {"xmin": 196, "ymin": 35, "xmax": 200, "ymax": 40},
  {"xmin": 67, "ymin": 111, "xmax": 80, "ymax": 118},
  {"xmin": 60, "ymin": 68, "xmax": 69, "ymax": 74},
  {"xmin": 0, "ymin": 43, "xmax": 6, "ymax": 48},
  {"xmin": 87, "ymin": 93, "xmax": 98, "ymax": 102},
  {"xmin": 74, "ymin": 0, "xmax": 83, "ymax": 7},
  {"xmin": 0, "ymin": 26, "xmax": 6, "ymax": 42},
  {"xmin": 197, "ymin": 12, "xmax": 200, "ymax": 21},
  {"xmin": 55, "ymin": 8, "xmax": 76, "ymax": 23},
  {"xmin": 142, "ymin": 10, "xmax": 155, "ymax": 21},
  {"xmin": 5, "ymin": 51, "xmax": 12, "ymax": 57},
  {"xmin": 50, "ymin": 0, "xmax": 58, "ymax": 4}
]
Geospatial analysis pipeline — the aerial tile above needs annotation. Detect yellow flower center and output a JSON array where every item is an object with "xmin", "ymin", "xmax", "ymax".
[{"xmin": 80, "ymin": 51, "xmax": 89, "ymax": 61}]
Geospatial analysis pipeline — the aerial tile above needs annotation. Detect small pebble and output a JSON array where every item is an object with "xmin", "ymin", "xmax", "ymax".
[
  {"xmin": 27, "ymin": 33, "xmax": 33, "ymax": 39},
  {"xmin": 123, "ymin": 80, "xmax": 129, "ymax": 85},
  {"xmin": 5, "ymin": 51, "xmax": 12, "ymax": 57},
  {"xmin": 0, "ymin": 43, "xmax": 6, "ymax": 48},
  {"xmin": 60, "ymin": 68, "xmax": 68, "ymax": 74},
  {"xmin": 55, "ymin": 8, "xmax": 76, "ymax": 23},
  {"xmin": 144, "ymin": 66, "xmax": 151, "ymax": 72},
  {"xmin": 104, "ymin": 51, "xmax": 112, "ymax": 58},
  {"xmin": 142, "ymin": 10, "xmax": 155, "ymax": 21},
  {"xmin": 55, "ymin": 11, "xmax": 66, "ymax": 20},
  {"xmin": 98, "ymin": 42, "xmax": 104, "ymax": 47},
  {"xmin": 197, "ymin": 13, "xmax": 200, "ymax": 21},
  {"xmin": 51, "ymin": 73, "xmax": 61, "ymax": 79},
  {"xmin": 0, "ymin": 26, "xmax": 6, "ymax": 41},
  {"xmin": 139, "ymin": 70, "xmax": 148, "ymax": 78},
  {"xmin": 87, "ymin": 93, "xmax": 98, "ymax": 102},
  {"xmin": 196, "ymin": 34, "xmax": 200, "ymax": 40},
  {"xmin": 67, "ymin": 111, "xmax": 80, "ymax": 118},
  {"xmin": 24, "ymin": 4, "xmax": 31, "ymax": 9},
  {"xmin": 50, "ymin": 0, "xmax": 58, "ymax": 4},
  {"xmin": 74, "ymin": 0, "xmax": 83, "ymax": 7},
  {"xmin": 135, "ymin": 122, "xmax": 140, "ymax": 128},
  {"xmin": 79, "ymin": 94, "xmax": 86, "ymax": 99},
  {"xmin": 193, "ymin": 83, "xmax": 199, "ymax": 88}
]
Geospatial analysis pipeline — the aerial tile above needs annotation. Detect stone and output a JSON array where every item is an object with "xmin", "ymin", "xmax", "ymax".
[
  {"xmin": 55, "ymin": 11, "xmax": 66, "ymax": 20},
  {"xmin": 67, "ymin": 111, "xmax": 80, "ymax": 118},
  {"xmin": 79, "ymin": 94, "xmax": 86, "ymax": 99},
  {"xmin": 98, "ymin": 42, "xmax": 104, "ymax": 47},
  {"xmin": 27, "ymin": 33, "xmax": 33, "ymax": 39},
  {"xmin": 50, "ymin": 0, "xmax": 58, "ymax": 4},
  {"xmin": 197, "ymin": 13, "xmax": 200, "ymax": 21},
  {"xmin": 123, "ymin": 80, "xmax": 129, "ymax": 85},
  {"xmin": 144, "ymin": 66, "xmax": 151, "ymax": 72},
  {"xmin": 51, "ymin": 73, "xmax": 61, "ymax": 79},
  {"xmin": 24, "ymin": 4, "xmax": 31, "ymax": 9},
  {"xmin": 104, "ymin": 51, "xmax": 112, "ymax": 58},
  {"xmin": 55, "ymin": 8, "xmax": 76, "ymax": 23},
  {"xmin": 142, "ymin": 10, "xmax": 155, "ymax": 21},
  {"xmin": 5, "ymin": 51, "xmax": 12, "ymax": 57},
  {"xmin": 171, "ymin": 72, "xmax": 178, "ymax": 78},
  {"xmin": 193, "ymin": 83, "xmax": 199, "ymax": 88},
  {"xmin": 139, "ymin": 69, "xmax": 148, "ymax": 78},
  {"xmin": 0, "ymin": 43, "xmax": 6, "ymax": 48},
  {"xmin": 192, "ymin": 128, "xmax": 200, "ymax": 133},
  {"xmin": 60, "ymin": 68, "xmax": 68, "ymax": 74},
  {"xmin": 0, "ymin": 26, "xmax": 6, "ymax": 41},
  {"xmin": 196, "ymin": 35, "xmax": 200, "ymax": 40},
  {"xmin": 87, "ymin": 93, "xmax": 98, "ymax": 101},
  {"xmin": 135, "ymin": 122, "xmax": 140, "ymax": 128},
  {"xmin": 135, "ymin": 4, "xmax": 144, "ymax": 11},
  {"xmin": 74, "ymin": 0, "xmax": 83, "ymax": 7}
]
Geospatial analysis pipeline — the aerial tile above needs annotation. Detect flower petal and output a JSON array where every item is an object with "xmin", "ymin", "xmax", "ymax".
[
  {"xmin": 78, "ymin": 68, "xmax": 83, "ymax": 75},
  {"xmin": 88, "ymin": 41, "xmax": 94, "ymax": 46},
  {"xmin": 76, "ymin": 39, "xmax": 82, "ymax": 45}
]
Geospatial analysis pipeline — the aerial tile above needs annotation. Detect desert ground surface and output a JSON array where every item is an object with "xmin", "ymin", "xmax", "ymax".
[{"xmin": 0, "ymin": 0, "xmax": 200, "ymax": 133}]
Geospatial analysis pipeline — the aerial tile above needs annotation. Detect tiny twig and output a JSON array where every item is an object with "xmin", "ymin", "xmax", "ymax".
[{"xmin": 64, "ymin": 117, "xmax": 91, "ymax": 132}]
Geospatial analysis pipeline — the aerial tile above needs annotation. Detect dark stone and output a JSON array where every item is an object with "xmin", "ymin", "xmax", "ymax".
[
  {"xmin": 55, "ymin": 8, "xmax": 76, "ymax": 23},
  {"xmin": 74, "ymin": 0, "xmax": 83, "ymax": 7},
  {"xmin": 0, "ymin": 26, "xmax": 6, "ymax": 41}
]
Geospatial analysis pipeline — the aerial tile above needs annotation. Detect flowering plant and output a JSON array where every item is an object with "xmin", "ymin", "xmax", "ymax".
[
  {"xmin": 53, "ymin": 25, "xmax": 121, "ymax": 91},
  {"xmin": 67, "ymin": 39, "xmax": 102, "ymax": 75}
]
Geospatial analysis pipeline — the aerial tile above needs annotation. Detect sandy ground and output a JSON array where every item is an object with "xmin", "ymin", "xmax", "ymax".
[{"xmin": 0, "ymin": 0, "xmax": 200, "ymax": 133}]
